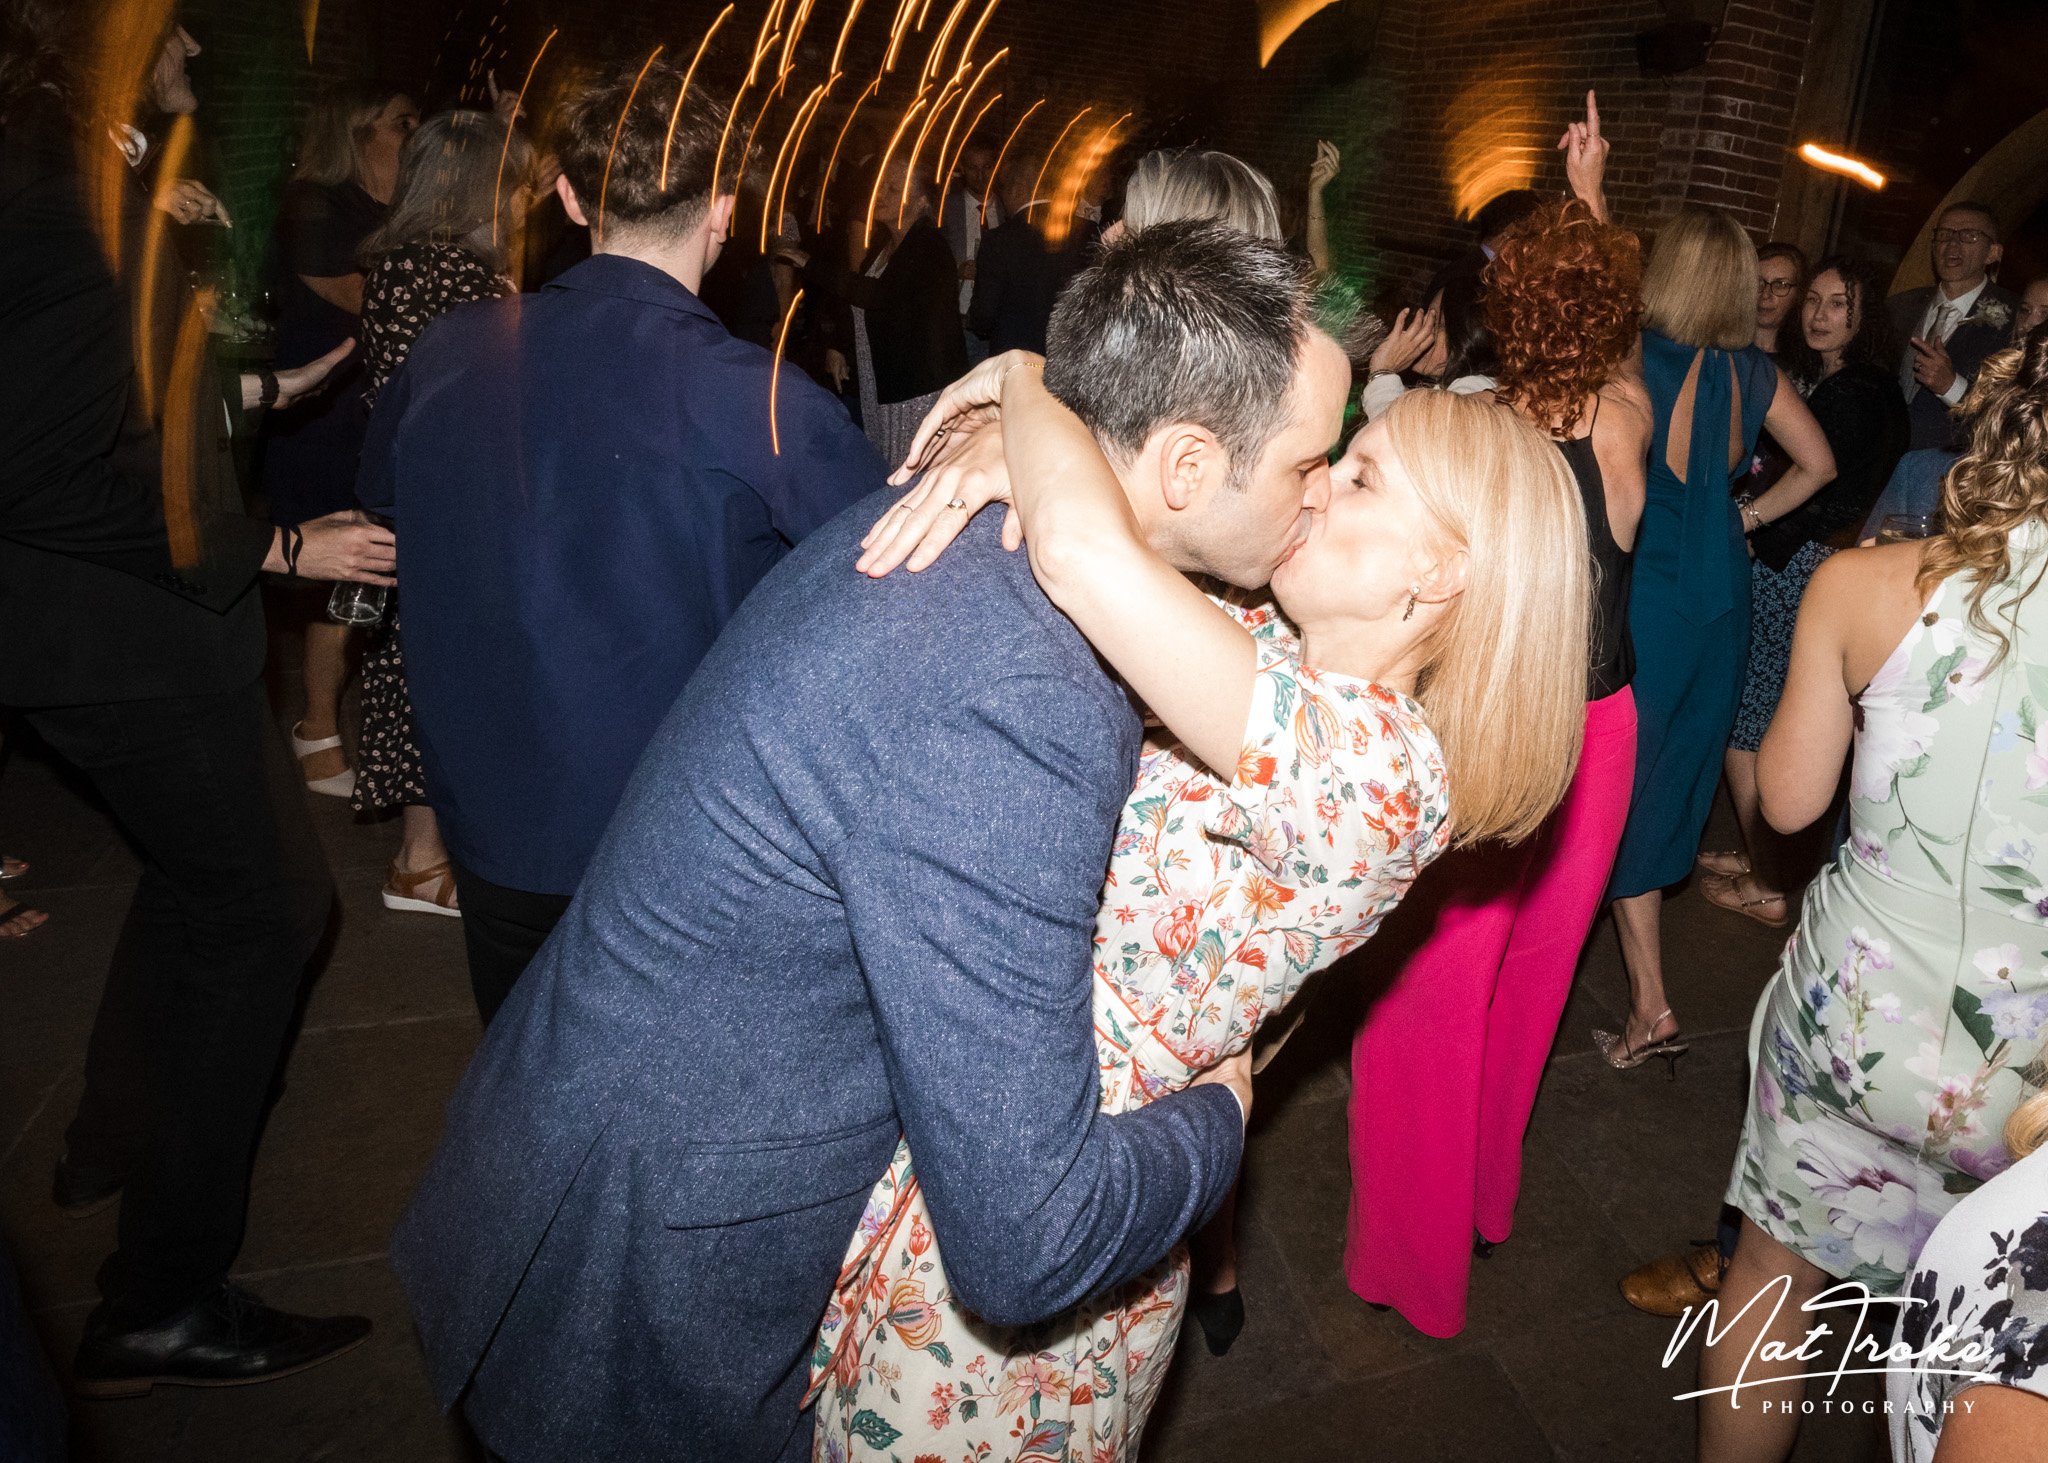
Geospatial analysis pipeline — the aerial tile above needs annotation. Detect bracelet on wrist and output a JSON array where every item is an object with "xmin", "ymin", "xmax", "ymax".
[
  {"xmin": 283, "ymin": 525, "xmax": 304, "ymax": 576},
  {"xmin": 257, "ymin": 367, "xmax": 280, "ymax": 410}
]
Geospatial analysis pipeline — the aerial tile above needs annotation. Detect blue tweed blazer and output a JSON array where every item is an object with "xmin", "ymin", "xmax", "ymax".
[{"xmin": 390, "ymin": 494, "xmax": 1245, "ymax": 1462}]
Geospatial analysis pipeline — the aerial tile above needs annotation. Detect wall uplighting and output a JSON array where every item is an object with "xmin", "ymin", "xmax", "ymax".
[
  {"xmin": 1258, "ymin": 0, "xmax": 1341, "ymax": 67},
  {"xmin": 1797, "ymin": 142, "xmax": 1885, "ymax": 191}
]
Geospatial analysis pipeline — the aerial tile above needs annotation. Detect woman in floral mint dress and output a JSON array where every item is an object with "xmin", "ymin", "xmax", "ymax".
[
  {"xmin": 1702, "ymin": 336, "xmax": 2048, "ymax": 1460},
  {"xmin": 809, "ymin": 356, "xmax": 1597, "ymax": 1462}
]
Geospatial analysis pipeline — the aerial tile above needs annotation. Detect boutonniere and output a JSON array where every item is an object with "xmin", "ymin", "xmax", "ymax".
[{"xmin": 1967, "ymin": 298, "xmax": 2012, "ymax": 331}]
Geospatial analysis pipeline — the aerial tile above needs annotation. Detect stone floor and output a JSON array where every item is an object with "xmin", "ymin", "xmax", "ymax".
[{"xmin": 0, "ymin": 686, "xmax": 1891, "ymax": 1462}]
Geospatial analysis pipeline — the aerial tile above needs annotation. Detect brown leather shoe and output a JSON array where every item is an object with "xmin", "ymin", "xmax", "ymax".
[{"xmin": 1620, "ymin": 1243, "xmax": 1728, "ymax": 1317}]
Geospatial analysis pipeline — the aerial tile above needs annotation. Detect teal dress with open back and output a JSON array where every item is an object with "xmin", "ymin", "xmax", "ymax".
[{"xmin": 1606, "ymin": 330, "xmax": 1778, "ymax": 899}]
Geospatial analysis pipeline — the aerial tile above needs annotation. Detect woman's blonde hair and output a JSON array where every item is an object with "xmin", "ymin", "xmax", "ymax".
[
  {"xmin": 1121, "ymin": 149, "xmax": 1283, "ymax": 241},
  {"xmin": 1916, "ymin": 330, "xmax": 2048, "ymax": 671},
  {"xmin": 1380, "ymin": 389, "xmax": 1591, "ymax": 845},
  {"xmin": 2008, "ymin": 1088, "xmax": 2048, "ymax": 1160},
  {"xmin": 358, "ymin": 110, "xmax": 533, "ymax": 274},
  {"xmin": 1641, "ymin": 204, "xmax": 1758, "ymax": 351},
  {"xmin": 297, "ymin": 78, "xmax": 409, "ymax": 188}
]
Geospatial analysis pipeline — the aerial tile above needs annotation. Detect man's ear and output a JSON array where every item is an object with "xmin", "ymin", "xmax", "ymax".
[
  {"xmin": 708, "ymin": 192, "xmax": 737, "ymax": 245},
  {"xmin": 1988, "ymin": 240, "xmax": 2006, "ymax": 275},
  {"xmin": 1154, "ymin": 423, "xmax": 1222, "ymax": 514},
  {"xmin": 556, "ymin": 173, "xmax": 589, "ymax": 228}
]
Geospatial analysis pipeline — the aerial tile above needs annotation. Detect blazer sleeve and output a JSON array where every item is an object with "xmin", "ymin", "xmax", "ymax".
[{"xmin": 832, "ymin": 672, "xmax": 1244, "ymax": 1327}]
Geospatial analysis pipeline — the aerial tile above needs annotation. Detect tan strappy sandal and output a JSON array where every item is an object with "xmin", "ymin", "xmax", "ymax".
[
  {"xmin": 1700, "ymin": 871, "xmax": 1789, "ymax": 928},
  {"xmin": 1592, "ymin": 1008, "xmax": 1689, "ymax": 1078},
  {"xmin": 383, "ymin": 860, "xmax": 461, "ymax": 918}
]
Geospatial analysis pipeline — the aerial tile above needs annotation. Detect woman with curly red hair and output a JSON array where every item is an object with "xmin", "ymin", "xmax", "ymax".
[{"xmin": 1342, "ymin": 173, "xmax": 1660, "ymax": 1336}]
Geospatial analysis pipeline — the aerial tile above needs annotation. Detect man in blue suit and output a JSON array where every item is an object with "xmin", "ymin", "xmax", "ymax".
[
  {"xmin": 357, "ymin": 57, "xmax": 884, "ymax": 1021},
  {"xmin": 391, "ymin": 117, "xmax": 1348, "ymax": 1463}
]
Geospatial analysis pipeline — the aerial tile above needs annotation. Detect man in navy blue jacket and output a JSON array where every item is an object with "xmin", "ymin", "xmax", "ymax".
[
  {"xmin": 357, "ymin": 57, "xmax": 884, "ymax": 1021},
  {"xmin": 391, "ymin": 94, "xmax": 1348, "ymax": 1463}
]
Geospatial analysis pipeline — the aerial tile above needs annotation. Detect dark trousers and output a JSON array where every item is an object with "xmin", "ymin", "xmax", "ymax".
[
  {"xmin": 449, "ymin": 862, "xmax": 571, "ymax": 1026},
  {"xmin": 25, "ymin": 678, "xmax": 333, "ymax": 1327}
]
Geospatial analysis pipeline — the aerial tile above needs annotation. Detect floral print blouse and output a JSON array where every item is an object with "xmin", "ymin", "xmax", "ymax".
[
  {"xmin": 360, "ymin": 241, "xmax": 509, "ymax": 408},
  {"xmin": 809, "ymin": 599, "xmax": 1452, "ymax": 1463}
]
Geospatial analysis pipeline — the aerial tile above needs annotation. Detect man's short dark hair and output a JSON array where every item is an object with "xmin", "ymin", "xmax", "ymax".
[
  {"xmin": 1940, "ymin": 200, "xmax": 2000, "ymax": 240},
  {"xmin": 1044, "ymin": 220, "xmax": 1324, "ymax": 490},
  {"xmin": 1474, "ymin": 188, "xmax": 1542, "ymax": 243},
  {"xmin": 557, "ymin": 52, "xmax": 738, "ymax": 245}
]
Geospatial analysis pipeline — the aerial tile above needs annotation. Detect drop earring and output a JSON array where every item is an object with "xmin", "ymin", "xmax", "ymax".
[{"xmin": 1403, "ymin": 585, "xmax": 1420, "ymax": 621}]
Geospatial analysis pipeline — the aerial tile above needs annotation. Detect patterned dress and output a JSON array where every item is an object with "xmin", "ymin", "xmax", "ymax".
[
  {"xmin": 351, "ymin": 242, "xmax": 511, "ymax": 813},
  {"xmin": 810, "ymin": 601, "xmax": 1452, "ymax": 1462},
  {"xmin": 1888, "ymin": 1139, "xmax": 2048, "ymax": 1462},
  {"xmin": 1728, "ymin": 524, "xmax": 2048, "ymax": 1291}
]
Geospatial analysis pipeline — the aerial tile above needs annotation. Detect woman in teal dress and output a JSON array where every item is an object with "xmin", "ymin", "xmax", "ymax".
[{"xmin": 1596, "ymin": 206, "xmax": 1834, "ymax": 1069}]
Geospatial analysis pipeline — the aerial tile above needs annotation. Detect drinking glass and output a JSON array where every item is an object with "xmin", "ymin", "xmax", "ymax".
[
  {"xmin": 328, "ymin": 581, "xmax": 389, "ymax": 625},
  {"xmin": 1876, "ymin": 513, "xmax": 1939, "ymax": 543}
]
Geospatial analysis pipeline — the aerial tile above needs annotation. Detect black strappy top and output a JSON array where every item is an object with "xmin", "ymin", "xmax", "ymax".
[{"xmin": 1556, "ymin": 401, "xmax": 1635, "ymax": 700}]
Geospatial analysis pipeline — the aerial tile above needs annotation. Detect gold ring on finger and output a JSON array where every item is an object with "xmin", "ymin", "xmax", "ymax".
[{"xmin": 946, "ymin": 498, "xmax": 967, "ymax": 510}]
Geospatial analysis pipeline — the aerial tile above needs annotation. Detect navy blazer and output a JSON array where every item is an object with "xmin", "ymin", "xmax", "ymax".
[
  {"xmin": 391, "ymin": 499, "xmax": 1245, "ymax": 1462},
  {"xmin": 1888, "ymin": 281, "xmax": 2019, "ymax": 452},
  {"xmin": 358, "ymin": 253, "xmax": 883, "ymax": 894}
]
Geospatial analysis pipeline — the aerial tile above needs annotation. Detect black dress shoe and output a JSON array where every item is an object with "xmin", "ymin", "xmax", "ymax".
[
  {"xmin": 52, "ymin": 1154, "xmax": 122, "ymax": 1220},
  {"xmin": 73, "ymin": 1283, "xmax": 371, "ymax": 1399},
  {"xmin": 1188, "ymin": 1286, "xmax": 1245, "ymax": 1356}
]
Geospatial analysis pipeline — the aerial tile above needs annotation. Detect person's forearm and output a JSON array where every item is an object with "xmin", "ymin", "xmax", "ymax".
[
  {"xmin": 1750, "ymin": 464, "xmax": 1831, "ymax": 526},
  {"xmin": 999, "ymin": 366, "xmax": 1256, "ymax": 774},
  {"xmin": 1305, "ymin": 196, "xmax": 1331, "ymax": 276}
]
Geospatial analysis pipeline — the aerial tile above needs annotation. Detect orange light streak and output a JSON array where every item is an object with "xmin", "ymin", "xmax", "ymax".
[
  {"xmin": 920, "ymin": 0, "xmax": 974, "ymax": 84},
  {"xmin": 597, "ymin": 46, "xmax": 664, "ymax": 246},
  {"xmin": 865, "ymin": 90, "xmax": 932, "ymax": 249},
  {"xmin": 1027, "ymin": 105, "xmax": 1092, "ymax": 220},
  {"xmin": 898, "ymin": 78, "xmax": 961, "ymax": 228},
  {"xmin": 884, "ymin": 0, "xmax": 920, "ymax": 72},
  {"xmin": 817, "ymin": 76, "xmax": 883, "ymax": 228},
  {"xmin": 663, "ymin": 4, "xmax": 736, "ymax": 191},
  {"xmin": 770, "ymin": 77, "xmax": 836, "ymax": 237},
  {"xmin": 981, "ymin": 96, "xmax": 1044, "ymax": 226},
  {"xmin": 1798, "ymin": 142, "xmax": 1886, "ymax": 190},
  {"xmin": 780, "ymin": 0, "xmax": 819, "ymax": 79},
  {"xmin": 936, "ymin": 90, "xmax": 1000, "ymax": 225},
  {"xmin": 1048, "ymin": 112, "xmax": 1128, "ymax": 248},
  {"xmin": 934, "ymin": 48, "xmax": 1005, "ymax": 184},
  {"xmin": 830, "ymin": 0, "xmax": 867, "ymax": 74},
  {"xmin": 763, "ymin": 80, "xmax": 832, "ymax": 248},
  {"xmin": 733, "ymin": 74, "xmax": 790, "ymax": 202},
  {"xmin": 161, "ymin": 288, "xmax": 212, "ymax": 567},
  {"xmin": 747, "ymin": 0, "xmax": 789, "ymax": 86},
  {"xmin": 769, "ymin": 287, "xmax": 806, "ymax": 456},
  {"xmin": 493, "ymin": 27, "xmax": 557, "ymax": 249},
  {"xmin": 957, "ymin": 0, "xmax": 1003, "ymax": 63},
  {"xmin": 917, "ymin": 0, "xmax": 936, "ymax": 26},
  {"xmin": 136, "ymin": 112, "xmax": 196, "ymax": 421}
]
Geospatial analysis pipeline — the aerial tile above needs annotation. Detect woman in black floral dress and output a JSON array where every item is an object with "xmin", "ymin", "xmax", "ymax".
[{"xmin": 354, "ymin": 109, "xmax": 534, "ymax": 916}]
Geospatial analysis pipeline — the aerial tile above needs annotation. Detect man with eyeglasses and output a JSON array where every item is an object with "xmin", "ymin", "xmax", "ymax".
[{"xmin": 1888, "ymin": 200, "xmax": 2018, "ymax": 450}]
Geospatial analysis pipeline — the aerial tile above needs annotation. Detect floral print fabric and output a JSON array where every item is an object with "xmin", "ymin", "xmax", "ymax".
[
  {"xmin": 1728, "ymin": 527, "xmax": 2048, "ymax": 1292},
  {"xmin": 1887, "ymin": 1142, "xmax": 2048, "ymax": 1463},
  {"xmin": 809, "ymin": 599, "xmax": 1451, "ymax": 1462}
]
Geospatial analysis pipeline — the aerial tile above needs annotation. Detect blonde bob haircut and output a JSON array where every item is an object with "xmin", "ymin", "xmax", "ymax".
[
  {"xmin": 297, "ymin": 78, "xmax": 410, "ymax": 188},
  {"xmin": 1641, "ymin": 204, "xmax": 1759, "ymax": 351},
  {"xmin": 1379, "ymin": 389, "xmax": 1591, "ymax": 846},
  {"xmin": 1121, "ymin": 149, "xmax": 1283, "ymax": 242}
]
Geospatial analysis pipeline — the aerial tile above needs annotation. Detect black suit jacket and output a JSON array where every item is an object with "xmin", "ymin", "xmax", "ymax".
[
  {"xmin": 1888, "ymin": 281, "xmax": 2019, "ymax": 452},
  {"xmin": 967, "ymin": 211, "xmax": 1096, "ymax": 357},
  {"xmin": 823, "ymin": 219, "xmax": 966, "ymax": 404},
  {"xmin": 0, "ymin": 112, "xmax": 271, "ymax": 707}
]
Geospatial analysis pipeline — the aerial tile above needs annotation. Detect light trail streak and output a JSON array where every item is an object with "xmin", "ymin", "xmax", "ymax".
[
  {"xmin": 769, "ymin": 287, "xmax": 806, "ymax": 455},
  {"xmin": 136, "ymin": 112, "xmax": 196, "ymax": 420},
  {"xmin": 762, "ymin": 79, "xmax": 833, "ymax": 248},
  {"xmin": 493, "ymin": 27, "xmax": 557, "ymax": 250},
  {"xmin": 1027, "ymin": 105, "xmax": 1092, "ymax": 222},
  {"xmin": 779, "ymin": 0, "xmax": 819, "ymax": 79},
  {"xmin": 596, "ymin": 46, "xmax": 664, "ymax": 246},
  {"xmin": 829, "ymin": 0, "xmax": 867, "ymax": 74},
  {"xmin": 816, "ymin": 76, "xmax": 883, "ymax": 228},
  {"xmin": 898, "ymin": 78, "xmax": 961, "ymax": 228},
  {"xmin": 1798, "ymin": 142, "xmax": 1886, "ymax": 190},
  {"xmin": 663, "ymin": 4, "xmax": 736, "ymax": 191},
  {"xmin": 957, "ymin": 0, "xmax": 1003, "ymax": 64},
  {"xmin": 747, "ymin": 0, "xmax": 789, "ymax": 86},
  {"xmin": 935, "ymin": 90, "xmax": 1000, "ymax": 226},
  {"xmin": 732, "ymin": 73, "xmax": 790, "ymax": 201},
  {"xmin": 920, "ymin": 0, "xmax": 973, "ymax": 84},
  {"xmin": 1047, "ymin": 111, "xmax": 1128, "ymax": 248},
  {"xmin": 883, "ymin": 0, "xmax": 919, "ymax": 72},
  {"xmin": 864, "ymin": 89, "xmax": 931, "ymax": 249},
  {"xmin": 934, "ymin": 47, "xmax": 1005, "ymax": 184},
  {"xmin": 980, "ymin": 96, "xmax": 1044, "ymax": 226}
]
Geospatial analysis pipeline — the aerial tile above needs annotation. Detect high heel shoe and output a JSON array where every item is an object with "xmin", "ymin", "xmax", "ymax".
[
  {"xmin": 290, "ymin": 723, "xmax": 356, "ymax": 799},
  {"xmin": 1592, "ymin": 1008, "xmax": 1689, "ymax": 1078},
  {"xmin": 1188, "ymin": 1287, "xmax": 1245, "ymax": 1356}
]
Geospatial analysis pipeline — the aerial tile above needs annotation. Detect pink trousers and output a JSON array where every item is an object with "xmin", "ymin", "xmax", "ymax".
[{"xmin": 1343, "ymin": 686, "xmax": 1637, "ymax": 1337}]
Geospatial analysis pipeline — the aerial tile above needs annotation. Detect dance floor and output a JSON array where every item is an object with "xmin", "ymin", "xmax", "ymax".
[{"xmin": 0, "ymin": 623, "xmax": 1888, "ymax": 1462}]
